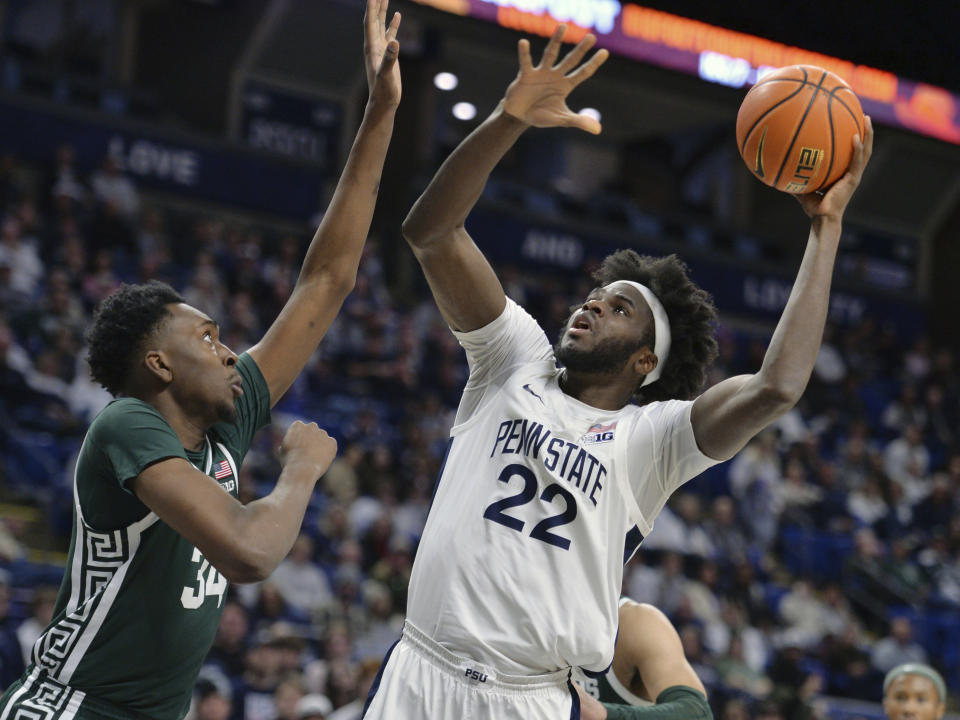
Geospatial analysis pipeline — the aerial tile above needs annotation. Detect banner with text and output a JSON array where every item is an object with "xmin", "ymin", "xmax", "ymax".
[{"xmin": 0, "ymin": 100, "xmax": 326, "ymax": 220}]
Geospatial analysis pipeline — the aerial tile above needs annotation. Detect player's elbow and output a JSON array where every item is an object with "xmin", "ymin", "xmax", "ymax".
[
  {"xmin": 754, "ymin": 375, "xmax": 804, "ymax": 414},
  {"xmin": 218, "ymin": 548, "xmax": 277, "ymax": 584},
  {"xmin": 402, "ymin": 212, "xmax": 452, "ymax": 250}
]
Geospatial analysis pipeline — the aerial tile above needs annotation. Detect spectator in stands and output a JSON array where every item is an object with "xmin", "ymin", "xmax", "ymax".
[
  {"xmin": 15, "ymin": 585, "xmax": 57, "ymax": 666},
  {"xmin": 274, "ymin": 674, "xmax": 308, "ymax": 720},
  {"xmin": 714, "ymin": 633, "xmax": 773, "ymax": 699},
  {"xmin": 728, "ymin": 429, "xmax": 783, "ymax": 548},
  {"xmin": 91, "ymin": 154, "xmax": 140, "ymax": 221},
  {"xmin": 702, "ymin": 495, "xmax": 749, "ymax": 562},
  {"xmin": 206, "ymin": 600, "xmax": 250, "ymax": 679},
  {"xmin": 884, "ymin": 424, "xmax": 931, "ymax": 503},
  {"xmin": 871, "ymin": 617, "xmax": 929, "ymax": 674},
  {"xmin": 352, "ymin": 581, "xmax": 401, "ymax": 662},
  {"xmin": 296, "ymin": 693, "xmax": 333, "ymax": 720},
  {"xmin": 0, "ymin": 216, "xmax": 42, "ymax": 299},
  {"xmin": 269, "ymin": 534, "xmax": 333, "ymax": 617},
  {"xmin": 645, "ymin": 492, "xmax": 715, "ymax": 556},
  {"xmin": 846, "ymin": 473, "xmax": 891, "ymax": 529},
  {"xmin": 189, "ymin": 678, "xmax": 233, "ymax": 720},
  {"xmin": 882, "ymin": 384, "xmax": 927, "ymax": 434}
]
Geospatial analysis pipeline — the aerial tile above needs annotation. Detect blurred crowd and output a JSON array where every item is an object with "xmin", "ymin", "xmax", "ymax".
[{"xmin": 0, "ymin": 146, "xmax": 958, "ymax": 720}]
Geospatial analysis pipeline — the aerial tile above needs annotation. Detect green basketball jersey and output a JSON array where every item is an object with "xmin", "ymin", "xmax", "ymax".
[
  {"xmin": 581, "ymin": 666, "xmax": 653, "ymax": 707},
  {"xmin": 1, "ymin": 352, "xmax": 270, "ymax": 720}
]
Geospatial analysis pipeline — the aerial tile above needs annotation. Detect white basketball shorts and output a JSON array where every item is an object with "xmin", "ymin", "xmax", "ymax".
[{"xmin": 361, "ymin": 621, "xmax": 581, "ymax": 719}]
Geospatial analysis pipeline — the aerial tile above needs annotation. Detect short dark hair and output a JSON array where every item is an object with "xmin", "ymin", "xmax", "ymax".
[
  {"xmin": 87, "ymin": 281, "xmax": 185, "ymax": 396},
  {"xmin": 593, "ymin": 250, "xmax": 718, "ymax": 402}
]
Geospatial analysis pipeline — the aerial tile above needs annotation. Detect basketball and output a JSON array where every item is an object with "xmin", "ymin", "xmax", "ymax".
[{"xmin": 736, "ymin": 65, "xmax": 866, "ymax": 193}]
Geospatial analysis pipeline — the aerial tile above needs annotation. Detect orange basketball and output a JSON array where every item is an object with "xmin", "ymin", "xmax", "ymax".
[{"xmin": 736, "ymin": 65, "xmax": 865, "ymax": 194}]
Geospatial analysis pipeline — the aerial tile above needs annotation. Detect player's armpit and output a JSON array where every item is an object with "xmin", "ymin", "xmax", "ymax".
[{"xmin": 603, "ymin": 686, "xmax": 712, "ymax": 720}]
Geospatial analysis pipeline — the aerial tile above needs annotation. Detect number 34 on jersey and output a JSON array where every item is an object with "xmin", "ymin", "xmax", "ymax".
[{"xmin": 181, "ymin": 547, "xmax": 227, "ymax": 609}]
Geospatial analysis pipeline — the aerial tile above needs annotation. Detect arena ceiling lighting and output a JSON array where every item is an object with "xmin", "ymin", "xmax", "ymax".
[
  {"xmin": 452, "ymin": 101, "xmax": 478, "ymax": 120},
  {"xmin": 434, "ymin": 72, "xmax": 460, "ymax": 91}
]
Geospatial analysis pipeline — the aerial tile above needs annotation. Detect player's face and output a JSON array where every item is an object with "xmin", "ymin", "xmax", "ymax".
[
  {"xmin": 555, "ymin": 281, "xmax": 653, "ymax": 376},
  {"xmin": 883, "ymin": 676, "xmax": 945, "ymax": 720},
  {"xmin": 158, "ymin": 303, "xmax": 242, "ymax": 425}
]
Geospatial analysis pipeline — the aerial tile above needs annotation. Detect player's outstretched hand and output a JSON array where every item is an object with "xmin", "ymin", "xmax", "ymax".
[
  {"xmin": 279, "ymin": 420, "xmax": 338, "ymax": 478},
  {"xmin": 574, "ymin": 683, "xmax": 608, "ymax": 720},
  {"xmin": 794, "ymin": 115, "xmax": 873, "ymax": 221},
  {"xmin": 364, "ymin": 0, "xmax": 401, "ymax": 107},
  {"xmin": 502, "ymin": 25, "xmax": 609, "ymax": 134}
]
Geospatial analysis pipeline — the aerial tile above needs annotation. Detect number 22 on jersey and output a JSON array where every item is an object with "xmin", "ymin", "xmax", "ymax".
[
  {"xmin": 482, "ymin": 463, "xmax": 578, "ymax": 550},
  {"xmin": 181, "ymin": 547, "xmax": 228, "ymax": 609}
]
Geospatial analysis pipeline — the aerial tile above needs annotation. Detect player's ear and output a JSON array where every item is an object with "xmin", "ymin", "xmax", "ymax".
[
  {"xmin": 144, "ymin": 350, "xmax": 173, "ymax": 384},
  {"xmin": 634, "ymin": 347, "xmax": 657, "ymax": 378}
]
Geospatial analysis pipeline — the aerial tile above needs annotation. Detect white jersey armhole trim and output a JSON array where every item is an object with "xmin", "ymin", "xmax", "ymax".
[
  {"xmin": 613, "ymin": 411, "xmax": 652, "ymax": 536},
  {"xmin": 605, "ymin": 664, "xmax": 653, "ymax": 707}
]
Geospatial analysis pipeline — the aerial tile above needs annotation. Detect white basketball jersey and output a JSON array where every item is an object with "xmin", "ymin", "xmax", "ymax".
[{"xmin": 406, "ymin": 300, "xmax": 717, "ymax": 675}]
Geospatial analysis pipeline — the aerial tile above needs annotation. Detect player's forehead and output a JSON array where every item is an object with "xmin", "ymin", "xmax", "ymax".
[
  {"xmin": 169, "ymin": 302, "xmax": 216, "ymax": 327},
  {"xmin": 589, "ymin": 281, "xmax": 646, "ymax": 305},
  {"xmin": 889, "ymin": 674, "xmax": 938, "ymax": 696},
  {"xmin": 162, "ymin": 303, "xmax": 218, "ymax": 337}
]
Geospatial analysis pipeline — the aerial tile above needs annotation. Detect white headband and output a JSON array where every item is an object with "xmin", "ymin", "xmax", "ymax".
[{"xmin": 611, "ymin": 281, "xmax": 672, "ymax": 387}]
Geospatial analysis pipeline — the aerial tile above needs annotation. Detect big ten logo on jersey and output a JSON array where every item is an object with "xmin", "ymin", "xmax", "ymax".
[
  {"xmin": 783, "ymin": 147, "xmax": 824, "ymax": 193},
  {"xmin": 181, "ymin": 547, "xmax": 227, "ymax": 609},
  {"xmin": 582, "ymin": 421, "xmax": 617, "ymax": 445}
]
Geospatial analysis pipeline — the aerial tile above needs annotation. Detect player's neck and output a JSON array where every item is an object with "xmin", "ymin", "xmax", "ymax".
[
  {"xmin": 147, "ymin": 393, "xmax": 209, "ymax": 451},
  {"xmin": 558, "ymin": 369, "xmax": 634, "ymax": 411}
]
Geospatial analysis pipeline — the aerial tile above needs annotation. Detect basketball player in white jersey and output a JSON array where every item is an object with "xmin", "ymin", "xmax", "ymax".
[
  {"xmin": 363, "ymin": 25, "xmax": 873, "ymax": 719},
  {"xmin": 573, "ymin": 599, "xmax": 711, "ymax": 720}
]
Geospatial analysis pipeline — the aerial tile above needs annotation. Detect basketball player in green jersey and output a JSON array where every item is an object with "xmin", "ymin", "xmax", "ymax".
[
  {"xmin": 0, "ymin": 2, "xmax": 401, "ymax": 719},
  {"xmin": 575, "ymin": 599, "xmax": 712, "ymax": 720}
]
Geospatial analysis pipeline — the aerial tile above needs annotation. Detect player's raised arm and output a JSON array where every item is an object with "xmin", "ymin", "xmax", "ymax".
[
  {"xmin": 248, "ymin": 0, "xmax": 401, "ymax": 406},
  {"xmin": 691, "ymin": 117, "xmax": 874, "ymax": 461},
  {"xmin": 402, "ymin": 25, "xmax": 608, "ymax": 332}
]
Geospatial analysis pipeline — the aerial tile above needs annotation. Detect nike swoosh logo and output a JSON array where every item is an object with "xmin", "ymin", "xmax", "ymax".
[
  {"xmin": 522, "ymin": 384, "xmax": 544, "ymax": 403},
  {"xmin": 754, "ymin": 125, "xmax": 767, "ymax": 178}
]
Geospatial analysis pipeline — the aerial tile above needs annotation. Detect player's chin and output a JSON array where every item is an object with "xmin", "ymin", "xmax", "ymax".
[{"xmin": 216, "ymin": 398, "xmax": 238, "ymax": 424}]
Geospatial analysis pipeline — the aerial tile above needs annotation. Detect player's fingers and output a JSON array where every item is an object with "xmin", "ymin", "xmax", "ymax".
[
  {"xmin": 567, "ymin": 48, "xmax": 609, "ymax": 86},
  {"xmin": 861, "ymin": 115, "xmax": 874, "ymax": 160},
  {"xmin": 540, "ymin": 25, "xmax": 567, "ymax": 68},
  {"xmin": 555, "ymin": 33, "xmax": 596, "ymax": 73},
  {"xmin": 517, "ymin": 38, "xmax": 533, "ymax": 71},
  {"xmin": 378, "ymin": 0, "xmax": 388, "ymax": 27},
  {"xmin": 386, "ymin": 11, "xmax": 401, "ymax": 42},
  {"xmin": 378, "ymin": 39, "xmax": 400, "ymax": 72}
]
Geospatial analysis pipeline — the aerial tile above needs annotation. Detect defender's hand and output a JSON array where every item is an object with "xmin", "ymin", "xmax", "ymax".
[
  {"xmin": 794, "ymin": 115, "xmax": 873, "ymax": 221},
  {"xmin": 364, "ymin": 0, "xmax": 401, "ymax": 106},
  {"xmin": 502, "ymin": 25, "xmax": 609, "ymax": 134},
  {"xmin": 279, "ymin": 421, "xmax": 338, "ymax": 477}
]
